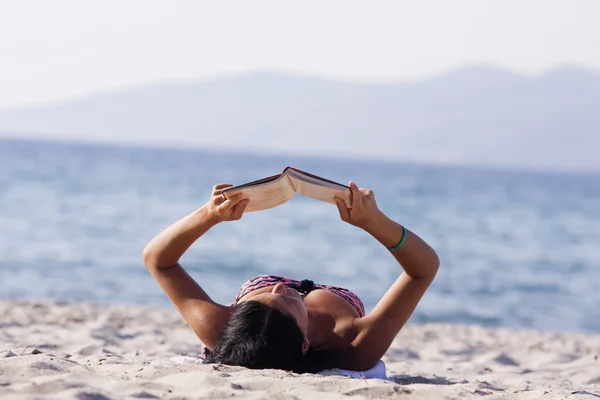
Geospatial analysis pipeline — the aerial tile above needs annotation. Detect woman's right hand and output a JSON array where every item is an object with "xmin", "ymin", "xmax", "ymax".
[
  {"xmin": 334, "ymin": 181, "xmax": 382, "ymax": 230},
  {"xmin": 205, "ymin": 184, "xmax": 250, "ymax": 223}
]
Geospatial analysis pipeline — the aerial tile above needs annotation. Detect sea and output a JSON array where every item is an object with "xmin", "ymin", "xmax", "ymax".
[{"xmin": 1, "ymin": 139, "xmax": 599, "ymax": 334}]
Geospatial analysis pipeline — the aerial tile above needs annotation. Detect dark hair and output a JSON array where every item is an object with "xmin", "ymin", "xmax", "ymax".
[{"xmin": 205, "ymin": 301, "xmax": 335, "ymax": 373}]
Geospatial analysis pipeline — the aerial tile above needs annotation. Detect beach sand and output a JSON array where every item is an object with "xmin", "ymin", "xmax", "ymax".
[{"xmin": 1, "ymin": 300, "xmax": 599, "ymax": 399}]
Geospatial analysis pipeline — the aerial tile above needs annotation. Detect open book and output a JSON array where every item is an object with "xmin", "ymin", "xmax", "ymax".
[{"xmin": 222, "ymin": 167, "xmax": 352, "ymax": 212}]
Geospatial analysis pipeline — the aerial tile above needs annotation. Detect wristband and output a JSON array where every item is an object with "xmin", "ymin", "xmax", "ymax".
[{"xmin": 387, "ymin": 226, "xmax": 408, "ymax": 252}]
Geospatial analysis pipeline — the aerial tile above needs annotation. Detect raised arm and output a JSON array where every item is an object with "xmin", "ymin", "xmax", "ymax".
[
  {"xmin": 142, "ymin": 184, "xmax": 249, "ymax": 350},
  {"xmin": 334, "ymin": 182, "xmax": 439, "ymax": 370}
]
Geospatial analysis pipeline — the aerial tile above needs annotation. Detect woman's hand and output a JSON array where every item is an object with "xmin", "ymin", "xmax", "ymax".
[
  {"xmin": 205, "ymin": 184, "xmax": 250, "ymax": 223},
  {"xmin": 334, "ymin": 181, "xmax": 382, "ymax": 230}
]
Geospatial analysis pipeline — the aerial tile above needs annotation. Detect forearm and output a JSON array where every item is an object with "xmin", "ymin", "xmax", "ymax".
[
  {"xmin": 142, "ymin": 205, "xmax": 219, "ymax": 269},
  {"xmin": 363, "ymin": 211, "xmax": 439, "ymax": 279}
]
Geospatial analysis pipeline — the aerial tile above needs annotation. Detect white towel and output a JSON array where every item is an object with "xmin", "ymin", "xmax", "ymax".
[
  {"xmin": 319, "ymin": 360, "xmax": 388, "ymax": 380},
  {"xmin": 170, "ymin": 356, "xmax": 204, "ymax": 365},
  {"xmin": 169, "ymin": 356, "xmax": 389, "ymax": 380}
]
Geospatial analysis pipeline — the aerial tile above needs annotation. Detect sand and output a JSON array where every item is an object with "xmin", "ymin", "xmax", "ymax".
[{"xmin": 1, "ymin": 300, "xmax": 599, "ymax": 400}]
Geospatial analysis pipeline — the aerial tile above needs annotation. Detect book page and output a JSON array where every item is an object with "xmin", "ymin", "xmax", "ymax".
[
  {"xmin": 286, "ymin": 168, "xmax": 348, "ymax": 190},
  {"xmin": 223, "ymin": 175, "xmax": 295, "ymax": 212},
  {"xmin": 289, "ymin": 175, "xmax": 352, "ymax": 208}
]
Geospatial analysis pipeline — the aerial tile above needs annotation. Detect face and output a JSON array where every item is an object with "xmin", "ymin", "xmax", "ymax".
[{"xmin": 238, "ymin": 283, "xmax": 309, "ymax": 336}]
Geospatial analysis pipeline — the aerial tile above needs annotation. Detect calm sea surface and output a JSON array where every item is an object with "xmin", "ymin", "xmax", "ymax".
[{"xmin": 1, "ymin": 139, "xmax": 599, "ymax": 333}]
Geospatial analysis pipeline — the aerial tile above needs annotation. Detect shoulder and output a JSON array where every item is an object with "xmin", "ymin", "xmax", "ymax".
[{"xmin": 312, "ymin": 314, "xmax": 361, "ymax": 356}]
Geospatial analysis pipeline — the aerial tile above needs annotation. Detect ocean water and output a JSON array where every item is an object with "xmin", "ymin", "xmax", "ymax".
[{"xmin": 1, "ymin": 139, "xmax": 599, "ymax": 334}]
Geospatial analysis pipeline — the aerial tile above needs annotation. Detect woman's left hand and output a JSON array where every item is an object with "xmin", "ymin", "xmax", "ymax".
[{"xmin": 205, "ymin": 184, "xmax": 250, "ymax": 222}]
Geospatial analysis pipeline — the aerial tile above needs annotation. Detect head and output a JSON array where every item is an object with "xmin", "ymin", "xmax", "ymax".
[
  {"xmin": 206, "ymin": 283, "xmax": 332, "ymax": 373},
  {"xmin": 240, "ymin": 283, "xmax": 310, "ymax": 342}
]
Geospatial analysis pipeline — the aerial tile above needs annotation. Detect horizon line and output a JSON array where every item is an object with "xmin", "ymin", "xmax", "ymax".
[{"xmin": 1, "ymin": 135, "xmax": 599, "ymax": 178}]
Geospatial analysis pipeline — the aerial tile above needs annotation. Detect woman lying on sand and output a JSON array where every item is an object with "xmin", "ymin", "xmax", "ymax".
[{"xmin": 143, "ymin": 181, "xmax": 439, "ymax": 373}]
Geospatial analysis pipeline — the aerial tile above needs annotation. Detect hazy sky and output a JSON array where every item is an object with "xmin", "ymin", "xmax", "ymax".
[{"xmin": 1, "ymin": 0, "xmax": 599, "ymax": 107}]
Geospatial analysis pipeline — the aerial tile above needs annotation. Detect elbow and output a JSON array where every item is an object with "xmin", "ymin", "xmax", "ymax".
[
  {"xmin": 429, "ymin": 249, "xmax": 440, "ymax": 278},
  {"xmin": 142, "ymin": 243, "xmax": 178, "ymax": 270},
  {"xmin": 142, "ymin": 243, "xmax": 158, "ymax": 270},
  {"xmin": 431, "ymin": 246, "xmax": 440, "ymax": 268},
  {"xmin": 420, "ymin": 245, "xmax": 440, "ymax": 281}
]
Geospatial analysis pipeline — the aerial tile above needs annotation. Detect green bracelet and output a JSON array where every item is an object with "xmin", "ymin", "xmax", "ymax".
[{"xmin": 387, "ymin": 226, "xmax": 408, "ymax": 252}]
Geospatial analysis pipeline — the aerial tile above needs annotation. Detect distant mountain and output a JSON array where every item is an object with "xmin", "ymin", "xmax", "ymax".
[{"xmin": 1, "ymin": 65, "xmax": 599, "ymax": 172}]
